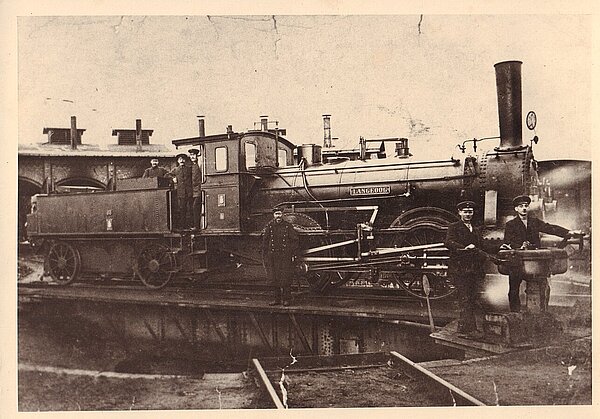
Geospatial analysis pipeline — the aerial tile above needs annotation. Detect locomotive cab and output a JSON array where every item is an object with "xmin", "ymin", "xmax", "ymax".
[{"xmin": 173, "ymin": 129, "xmax": 296, "ymax": 234}]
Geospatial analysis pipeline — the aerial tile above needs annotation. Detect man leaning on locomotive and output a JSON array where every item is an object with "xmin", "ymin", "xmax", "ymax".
[
  {"xmin": 168, "ymin": 153, "xmax": 193, "ymax": 229},
  {"xmin": 188, "ymin": 148, "xmax": 203, "ymax": 231},
  {"xmin": 500, "ymin": 194, "xmax": 582, "ymax": 313}
]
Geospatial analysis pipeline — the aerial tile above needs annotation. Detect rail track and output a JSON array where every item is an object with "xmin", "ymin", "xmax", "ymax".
[{"xmin": 252, "ymin": 351, "xmax": 486, "ymax": 408}]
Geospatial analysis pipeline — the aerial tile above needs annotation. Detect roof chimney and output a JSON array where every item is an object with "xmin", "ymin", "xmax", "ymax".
[
  {"xmin": 70, "ymin": 116, "xmax": 78, "ymax": 149},
  {"xmin": 197, "ymin": 115, "xmax": 205, "ymax": 137},
  {"xmin": 322, "ymin": 114, "xmax": 332, "ymax": 148},
  {"xmin": 260, "ymin": 115, "xmax": 268, "ymax": 131},
  {"xmin": 135, "ymin": 119, "xmax": 142, "ymax": 151}
]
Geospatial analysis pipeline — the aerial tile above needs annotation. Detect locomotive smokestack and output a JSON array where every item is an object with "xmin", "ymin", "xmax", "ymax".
[
  {"xmin": 197, "ymin": 115, "xmax": 205, "ymax": 137},
  {"xmin": 322, "ymin": 114, "xmax": 332, "ymax": 148},
  {"xmin": 70, "ymin": 116, "xmax": 78, "ymax": 149},
  {"xmin": 260, "ymin": 115, "xmax": 268, "ymax": 131},
  {"xmin": 495, "ymin": 60, "xmax": 523, "ymax": 150}
]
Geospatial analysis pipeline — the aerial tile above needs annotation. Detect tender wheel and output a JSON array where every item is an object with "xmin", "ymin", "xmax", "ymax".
[
  {"xmin": 388, "ymin": 213, "xmax": 457, "ymax": 299},
  {"xmin": 46, "ymin": 241, "xmax": 81, "ymax": 285},
  {"xmin": 137, "ymin": 244, "xmax": 176, "ymax": 289}
]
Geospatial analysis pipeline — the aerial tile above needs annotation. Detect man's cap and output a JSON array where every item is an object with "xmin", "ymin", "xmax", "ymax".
[
  {"xmin": 272, "ymin": 207, "xmax": 283, "ymax": 213},
  {"xmin": 456, "ymin": 200, "xmax": 476, "ymax": 211},
  {"xmin": 175, "ymin": 153, "xmax": 188, "ymax": 160},
  {"xmin": 512, "ymin": 195, "xmax": 531, "ymax": 206},
  {"xmin": 188, "ymin": 148, "xmax": 200, "ymax": 155},
  {"xmin": 150, "ymin": 158, "xmax": 159, "ymax": 162}
]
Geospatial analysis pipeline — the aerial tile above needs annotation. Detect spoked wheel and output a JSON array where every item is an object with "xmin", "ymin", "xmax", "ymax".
[
  {"xmin": 388, "ymin": 211, "xmax": 457, "ymax": 299},
  {"xmin": 137, "ymin": 244, "xmax": 176, "ymax": 289},
  {"xmin": 394, "ymin": 271, "xmax": 455, "ymax": 300},
  {"xmin": 302, "ymin": 236, "xmax": 359, "ymax": 293},
  {"xmin": 46, "ymin": 241, "xmax": 81, "ymax": 285},
  {"xmin": 284, "ymin": 213, "xmax": 356, "ymax": 293}
]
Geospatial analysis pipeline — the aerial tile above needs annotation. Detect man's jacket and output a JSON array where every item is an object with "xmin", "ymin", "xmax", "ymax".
[
  {"xmin": 445, "ymin": 220, "xmax": 486, "ymax": 279},
  {"xmin": 503, "ymin": 216, "xmax": 569, "ymax": 249}
]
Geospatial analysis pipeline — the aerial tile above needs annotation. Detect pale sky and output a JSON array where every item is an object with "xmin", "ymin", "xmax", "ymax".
[{"xmin": 18, "ymin": 14, "xmax": 592, "ymax": 161}]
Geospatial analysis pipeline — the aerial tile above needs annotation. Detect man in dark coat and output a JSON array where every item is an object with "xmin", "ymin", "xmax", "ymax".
[
  {"xmin": 502, "ymin": 195, "xmax": 578, "ymax": 312},
  {"xmin": 262, "ymin": 208, "xmax": 299, "ymax": 306},
  {"xmin": 188, "ymin": 148, "xmax": 203, "ymax": 230},
  {"xmin": 168, "ymin": 154, "xmax": 193, "ymax": 229},
  {"xmin": 445, "ymin": 201, "xmax": 486, "ymax": 337},
  {"xmin": 142, "ymin": 158, "xmax": 168, "ymax": 178}
]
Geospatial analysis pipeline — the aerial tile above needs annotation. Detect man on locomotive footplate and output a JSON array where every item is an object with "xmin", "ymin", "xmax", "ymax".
[
  {"xmin": 501, "ymin": 195, "xmax": 581, "ymax": 312},
  {"xmin": 169, "ymin": 154, "xmax": 193, "ymax": 229},
  {"xmin": 445, "ymin": 201, "xmax": 486, "ymax": 338},
  {"xmin": 262, "ymin": 208, "xmax": 299, "ymax": 307},
  {"xmin": 188, "ymin": 148, "xmax": 202, "ymax": 230},
  {"xmin": 142, "ymin": 158, "xmax": 168, "ymax": 178}
]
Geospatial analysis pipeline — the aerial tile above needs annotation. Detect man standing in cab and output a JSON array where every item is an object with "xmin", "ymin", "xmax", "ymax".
[
  {"xmin": 169, "ymin": 154, "xmax": 193, "ymax": 229},
  {"xmin": 262, "ymin": 208, "xmax": 299, "ymax": 307},
  {"xmin": 502, "ymin": 195, "xmax": 580, "ymax": 312},
  {"xmin": 445, "ymin": 201, "xmax": 486, "ymax": 338},
  {"xmin": 142, "ymin": 158, "xmax": 168, "ymax": 178},
  {"xmin": 188, "ymin": 148, "xmax": 203, "ymax": 231}
]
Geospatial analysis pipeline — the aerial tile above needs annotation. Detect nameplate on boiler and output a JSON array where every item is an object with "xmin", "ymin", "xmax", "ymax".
[{"xmin": 349, "ymin": 186, "xmax": 391, "ymax": 196}]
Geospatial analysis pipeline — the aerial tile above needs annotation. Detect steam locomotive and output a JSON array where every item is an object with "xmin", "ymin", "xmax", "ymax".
[{"xmin": 26, "ymin": 61, "xmax": 552, "ymax": 298}]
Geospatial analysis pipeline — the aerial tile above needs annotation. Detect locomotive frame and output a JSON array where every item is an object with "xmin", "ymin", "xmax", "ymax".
[{"xmin": 26, "ymin": 60, "xmax": 560, "ymax": 298}]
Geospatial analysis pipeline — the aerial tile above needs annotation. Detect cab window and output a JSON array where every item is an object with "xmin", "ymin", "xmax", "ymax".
[
  {"xmin": 278, "ymin": 148, "xmax": 288, "ymax": 167},
  {"xmin": 215, "ymin": 147, "xmax": 228, "ymax": 172},
  {"xmin": 245, "ymin": 142, "xmax": 257, "ymax": 169}
]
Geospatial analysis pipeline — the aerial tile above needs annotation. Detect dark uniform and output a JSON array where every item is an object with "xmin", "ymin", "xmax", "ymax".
[
  {"xmin": 445, "ymin": 203, "xmax": 486, "ymax": 334},
  {"xmin": 503, "ymin": 196, "xmax": 570, "ymax": 312},
  {"xmin": 169, "ymin": 155, "xmax": 193, "ymax": 229},
  {"xmin": 142, "ymin": 166, "xmax": 168, "ymax": 178},
  {"xmin": 189, "ymin": 149, "xmax": 203, "ymax": 230},
  {"xmin": 262, "ymin": 215, "xmax": 299, "ymax": 305}
]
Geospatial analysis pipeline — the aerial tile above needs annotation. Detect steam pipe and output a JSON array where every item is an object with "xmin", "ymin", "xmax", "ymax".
[
  {"xmin": 197, "ymin": 115, "xmax": 205, "ymax": 137},
  {"xmin": 494, "ymin": 60, "xmax": 523, "ymax": 150},
  {"xmin": 323, "ymin": 114, "xmax": 332, "ymax": 148}
]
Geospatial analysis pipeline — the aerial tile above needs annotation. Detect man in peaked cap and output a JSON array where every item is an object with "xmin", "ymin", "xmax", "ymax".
[
  {"xmin": 142, "ymin": 158, "xmax": 168, "ymax": 178},
  {"xmin": 502, "ymin": 194, "xmax": 581, "ymax": 312},
  {"xmin": 445, "ymin": 200, "xmax": 486, "ymax": 338},
  {"xmin": 168, "ymin": 153, "xmax": 193, "ymax": 229},
  {"xmin": 262, "ymin": 208, "xmax": 299, "ymax": 306},
  {"xmin": 188, "ymin": 148, "xmax": 203, "ymax": 230}
]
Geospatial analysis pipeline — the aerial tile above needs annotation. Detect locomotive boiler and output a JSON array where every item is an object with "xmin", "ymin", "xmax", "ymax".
[{"xmin": 26, "ymin": 61, "xmax": 552, "ymax": 298}]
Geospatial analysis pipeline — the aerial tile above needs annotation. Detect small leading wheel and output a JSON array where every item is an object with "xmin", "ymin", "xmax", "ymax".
[
  {"xmin": 389, "ymin": 222, "xmax": 456, "ymax": 299},
  {"xmin": 137, "ymin": 244, "xmax": 176, "ymax": 289},
  {"xmin": 393, "ymin": 271, "xmax": 456, "ymax": 299},
  {"xmin": 46, "ymin": 241, "xmax": 81, "ymax": 285}
]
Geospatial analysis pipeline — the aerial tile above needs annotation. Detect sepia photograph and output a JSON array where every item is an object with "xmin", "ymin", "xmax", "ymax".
[{"xmin": 4, "ymin": 2, "xmax": 596, "ymax": 416}]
